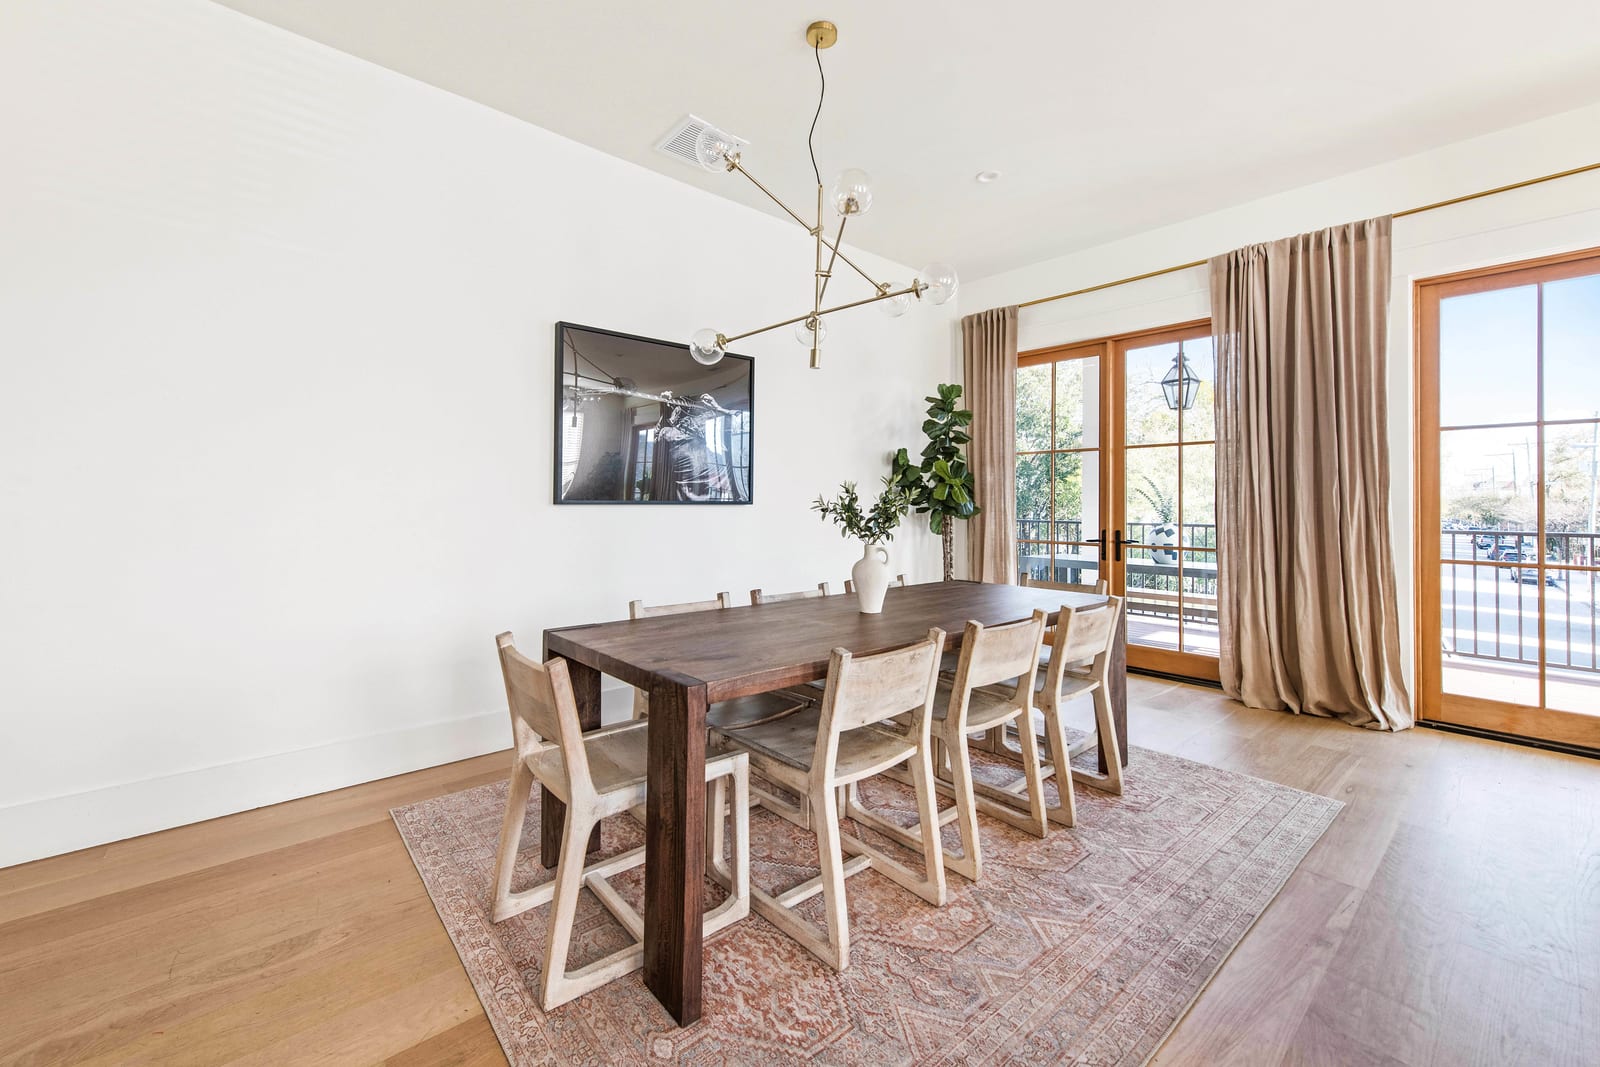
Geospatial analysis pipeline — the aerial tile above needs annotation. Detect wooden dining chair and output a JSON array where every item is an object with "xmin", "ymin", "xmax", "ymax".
[
  {"xmin": 490, "ymin": 632, "xmax": 750, "ymax": 1010},
  {"xmin": 709, "ymin": 630, "xmax": 948, "ymax": 971},
  {"xmin": 925, "ymin": 611, "xmax": 1051, "ymax": 881},
  {"xmin": 1039, "ymin": 596, "xmax": 1126, "ymax": 802},
  {"xmin": 844, "ymin": 573, "xmax": 907, "ymax": 594},
  {"xmin": 1018, "ymin": 572, "xmax": 1108, "ymax": 648},
  {"xmin": 750, "ymin": 582, "xmax": 831, "ymax": 605},
  {"xmin": 627, "ymin": 593, "xmax": 733, "ymax": 720}
]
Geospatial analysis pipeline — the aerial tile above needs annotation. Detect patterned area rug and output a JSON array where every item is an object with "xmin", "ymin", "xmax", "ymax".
[{"xmin": 392, "ymin": 742, "xmax": 1341, "ymax": 1066}]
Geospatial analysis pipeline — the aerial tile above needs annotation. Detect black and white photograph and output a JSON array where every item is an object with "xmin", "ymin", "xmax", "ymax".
[{"xmin": 555, "ymin": 322, "xmax": 753, "ymax": 504}]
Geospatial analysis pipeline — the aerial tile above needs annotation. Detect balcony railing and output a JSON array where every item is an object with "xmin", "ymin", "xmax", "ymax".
[
  {"xmin": 1440, "ymin": 527, "xmax": 1599, "ymax": 673},
  {"xmin": 1014, "ymin": 521, "xmax": 1600, "ymax": 676}
]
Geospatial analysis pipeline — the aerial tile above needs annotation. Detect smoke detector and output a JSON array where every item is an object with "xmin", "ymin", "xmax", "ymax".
[{"xmin": 656, "ymin": 114, "xmax": 748, "ymax": 169}]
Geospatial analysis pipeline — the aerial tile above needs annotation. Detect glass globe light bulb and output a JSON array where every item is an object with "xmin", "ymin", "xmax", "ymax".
[
  {"xmin": 878, "ymin": 289, "xmax": 911, "ymax": 317},
  {"xmin": 794, "ymin": 316, "xmax": 828, "ymax": 346},
  {"xmin": 692, "ymin": 126, "xmax": 736, "ymax": 171},
  {"xmin": 918, "ymin": 262, "xmax": 959, "ymax": 306},
  {"xmin": 689, "ymin": 328, "xmax": 725, "ymax": 366},
  {"xmin": 831, "ymin": 168, "xmax": 873, "ymax": 216}
]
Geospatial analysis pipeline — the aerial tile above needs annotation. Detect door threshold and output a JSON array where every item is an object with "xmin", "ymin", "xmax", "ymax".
[
  {"xmin": 1128, "ymin": 666, "xmax": 1223, "ymax": 690},
  {"xmin": 1418, "ymin": 719, "xmax": 1600, "ymax": 761}
]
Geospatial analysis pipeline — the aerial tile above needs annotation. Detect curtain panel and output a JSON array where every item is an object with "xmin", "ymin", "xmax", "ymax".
[
  {"xmin": 961, "ymin": 306, "xmax": 1019, "ymax": 583},
  {"xmin": 1209, "ymin": 217, "xmax": 1413, "ymax": 729}
]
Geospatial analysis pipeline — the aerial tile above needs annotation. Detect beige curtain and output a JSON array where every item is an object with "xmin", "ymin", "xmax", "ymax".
[
  {"xmin": 962, "ymin": 306, "xmax": 1019, "ymax": 583},
  {"xmin": 1209, "ymin": 217, "xmax": 1412, "ymax": 729}
]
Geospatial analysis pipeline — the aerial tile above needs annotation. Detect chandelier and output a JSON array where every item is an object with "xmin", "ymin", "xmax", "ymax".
[{"xmin": 688, "ymin": 20, "xmax": 957, "ymax": 369}]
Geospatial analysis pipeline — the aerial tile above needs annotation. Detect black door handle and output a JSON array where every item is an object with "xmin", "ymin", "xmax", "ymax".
[
  {"xmin": 1114, "ymin": 529, "xmax": 1142, "ymax": 561},
  {"xmin": 1083, "ymin": 528, "xmax": 1107, "ymax": 561}
]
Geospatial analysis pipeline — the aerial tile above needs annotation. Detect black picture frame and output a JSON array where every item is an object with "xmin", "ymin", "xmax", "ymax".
[{"xmin": 553, "ymin": 321, "xmax": 755, "ymax": 505}]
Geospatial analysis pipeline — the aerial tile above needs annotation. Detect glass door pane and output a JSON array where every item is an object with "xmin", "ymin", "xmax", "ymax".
[
  {"xmin": 1015, "ymin": 351, "xmax": 1104, "ymax": 591},
  {"xmin": 1421, "ymin": 252, "xmax": 1600, "ymax": 750},
  {"xmin": 1118, "ymin": 329, "xmax": 1218, "ymax": 677}
]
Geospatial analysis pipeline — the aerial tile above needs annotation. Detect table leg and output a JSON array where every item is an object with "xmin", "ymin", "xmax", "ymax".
[
  {"xmin": 1101, "ymin": 610, "xmax": 1130, "ymax": 774},
  {"xmin": 642, "ymin": 673, "xmax": 708, "ymax": 1025},
  {"xmin": 539, "ymin": 654, "xmax": 604, "ymax": 868}
]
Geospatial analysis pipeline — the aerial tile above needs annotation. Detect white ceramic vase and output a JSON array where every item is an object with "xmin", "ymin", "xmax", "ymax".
[{"xmin": 851, "ymin": 543, "xmax": 892, "ymax": 614}]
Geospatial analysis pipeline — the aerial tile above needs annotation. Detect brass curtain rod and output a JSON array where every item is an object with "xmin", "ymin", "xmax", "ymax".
[{"xmin": 1016, "ymin": 160, "xmax": 1600, "ymax": 310}]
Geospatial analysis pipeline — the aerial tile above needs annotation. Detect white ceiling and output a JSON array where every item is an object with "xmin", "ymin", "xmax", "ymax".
[{"xmin": 212, "ymin": 0, "xmax": 1600, "ymax": 280}]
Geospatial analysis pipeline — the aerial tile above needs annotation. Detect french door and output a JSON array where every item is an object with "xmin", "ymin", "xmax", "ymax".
[
  {"xmin": 1016, "ymin": 320, "xmax": 1220, "ymax": 682},
  {"xmin": 1417, "ymin": 247, "xmax": 1600, "ymax": 749}
]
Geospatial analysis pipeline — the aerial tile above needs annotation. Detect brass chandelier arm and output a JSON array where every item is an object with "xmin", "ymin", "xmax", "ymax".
[
  {"xmin": 726, "ymin": 158, "xmax": 888, "ymax": 292},
  {"xmin": 817, "ymin": 214, "xmax": 848, "ymax": 305},
  {"xmin": 719, "ymin": 281, "xmax": 924, "ymax": 346}
]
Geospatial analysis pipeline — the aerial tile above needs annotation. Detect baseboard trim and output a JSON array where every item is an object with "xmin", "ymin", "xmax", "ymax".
[{"xmin": 0, "ymin": 710, "xmax": 519, "ymax": 870}]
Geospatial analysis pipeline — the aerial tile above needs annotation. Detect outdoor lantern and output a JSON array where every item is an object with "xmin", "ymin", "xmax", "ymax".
[{"xmin": 1161, "ymin": 352, "xmax": 1200, "ymax": 411}]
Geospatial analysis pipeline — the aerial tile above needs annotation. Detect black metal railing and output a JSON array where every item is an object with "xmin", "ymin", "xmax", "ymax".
[
  {"xmin": 1013, "ymin": 522, "xmax": 1599, "ymax": 672},
  {"xmin": 1440, "ymin": 527, "xmax": 1599, "ymax": 673}
]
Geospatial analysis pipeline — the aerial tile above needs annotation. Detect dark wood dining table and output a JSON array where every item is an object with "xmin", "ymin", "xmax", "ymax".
[{"xmin": 542, "ymin": 579, "xmax": 1127, "ymax": 1025}]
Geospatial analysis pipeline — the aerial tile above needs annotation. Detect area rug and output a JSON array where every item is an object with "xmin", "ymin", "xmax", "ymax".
[{"xmin": 392, "ymin": 742, "xmax": 1341, "ymax": 1066}]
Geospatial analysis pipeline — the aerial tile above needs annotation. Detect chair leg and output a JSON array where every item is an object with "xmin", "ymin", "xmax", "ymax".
[
  {"xmin": 813, "ymin": 782, "xmax": 850, "ymax": 970},
  {"xmin": 706, "ymin": 774, "xmax": 730, "ymax": 887},
  {"xmin": 1071, "ymin": 684, "xmax": 1125, "ymax": 796},
  {"xmin": 705, "ymin": 755, "xmax": 751, "ymax": 933},
  {"xmin": 539, "ymin": 807, "xmax": 595, "ymax": 1010},
  {"xmin": 1041, "ymin": 698, "xmax": 1078, "ymax": 827},
  {"xmin": 1013, "ymin": 710, "xmax": 1051, "ymax": 838},
  {"xmin": 490, "ymin": 759, "xmax": 537, "ymax": 922},
  {"xmin": 942, "ymin": 731, "xmax": 983, "ymax": 882},
  {"xmin": 907, "ymin": 748, "xmax": 948, "ymax": 906}
]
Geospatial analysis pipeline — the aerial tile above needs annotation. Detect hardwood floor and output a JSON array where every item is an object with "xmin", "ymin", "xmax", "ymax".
[{"xmin": 2, "ymin": 675, "xmax": 1596, "ymax": 1065}]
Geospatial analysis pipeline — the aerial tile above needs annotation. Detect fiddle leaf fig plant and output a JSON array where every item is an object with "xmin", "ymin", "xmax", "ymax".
[{"xmin": 891, "ymin": 382, "xmax": 980, "ymax": 581}]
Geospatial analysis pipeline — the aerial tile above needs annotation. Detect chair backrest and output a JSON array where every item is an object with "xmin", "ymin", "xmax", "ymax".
[
  {"xmin": 629, "ymin": 592, "xmax": 733, "ymax": 619},
  {"xmin": 750, "ymin": 582, "xmax": 830, "ymax": 605},
  {"xmin": 813, "ymin": 629, "xmax": 945, "ymax": 777},
  {"xmin": 844, "ymin": 574, "xmax": 907, "ymax": 594},
  {"xmin": 1020, "ymin": 573, "xmax": 1109, "ymax": 595},
  {"xmin": 945, "ymin": 611, "xmax": 1048, "ymax": 728},
  {"xmin": 1047, "ymin": 596, "xmax": 1123, "ymax": 678},
  {"xmin": 495, "ymin": 632, "xmax": 593, "ymax": 796}
]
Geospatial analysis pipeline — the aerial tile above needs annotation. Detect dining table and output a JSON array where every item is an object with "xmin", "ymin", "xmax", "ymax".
[{"xmin": 541, "ymin": 579, "xmax": 1127, "ymax": 1025}]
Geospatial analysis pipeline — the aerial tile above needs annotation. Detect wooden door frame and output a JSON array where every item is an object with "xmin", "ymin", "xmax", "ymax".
[
  {"xmin": 1414, "ymin": 245, "xmax": 1600, "ymax": 748},
  {"xmin": 1021, "ymin": 317, "xmax": 1220, "ymax": 684}
]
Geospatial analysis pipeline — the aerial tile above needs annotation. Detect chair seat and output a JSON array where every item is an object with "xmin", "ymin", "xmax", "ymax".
[
  {"xmin": 933, "ymin": 679, "xmax": 1028, "ymax": 731},
  {"xmin": 706, "ymin": 690, "xmax": 817, "ymax": 732},
  {"xmin": 712, "ymin": 706, "xmax": 914, "ymax": 782},
  {"xmin": 529, "ymin": 720, "xmax": 649, "ymax": 798}
]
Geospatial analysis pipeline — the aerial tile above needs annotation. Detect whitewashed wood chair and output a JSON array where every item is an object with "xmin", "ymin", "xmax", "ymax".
[
  {"xmin": 709, "ymin": 630, "xmax": 948, "ymax": 971},
  {"xmin": 750, "ymin": 582, "xmax": 831, "ymax": 604},
  {"xmin": 923, "ymin": 611, "xmax": 1051, "ymax": 881},
  {"xmin": 627, "ymin": 593, "xmax": 733, "ymax": 720},
  {"xmin": 1011, "ymin": 578, "xmax": 1125, "ymax": 801},
  {"xmin": 490, "ymin": 632, "xmax": 750, "ymax": 1010},
  {"xmin": 1037, "ymin": 596, "xmax": 1126, "ymax": 803},
  {"xmin": 844, "ymin": 573, "xmax": 906, "ymax": 594}
]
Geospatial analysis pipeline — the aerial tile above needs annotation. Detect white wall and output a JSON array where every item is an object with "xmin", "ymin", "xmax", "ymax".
[
  {"xmin": 0, "ymin": 0, "xmax": 958, "ymax": 867},
  {"xmin": 961, "ymin": 101, "xmax": 1600, "ymax": 702}
]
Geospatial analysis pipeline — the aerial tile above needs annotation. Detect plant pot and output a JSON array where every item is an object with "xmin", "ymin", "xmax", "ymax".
[
  {"xmin": 1149, "ymin": 523, "xmax": 1179, "ymax": 566},
  {"xmin": 851, "ymin": 543, "xmax": 892, "ymax": 614}
]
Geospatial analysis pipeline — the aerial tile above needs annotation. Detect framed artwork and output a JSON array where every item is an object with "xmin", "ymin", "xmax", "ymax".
[{"xmin": 554, "ymin": 322, "xmax": 754, "ymax": 504}]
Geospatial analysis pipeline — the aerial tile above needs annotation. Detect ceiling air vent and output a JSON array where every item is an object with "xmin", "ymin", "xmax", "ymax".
[{"xmin": 656, "ymin": 114, "xmax": 747, "ymax": 169}]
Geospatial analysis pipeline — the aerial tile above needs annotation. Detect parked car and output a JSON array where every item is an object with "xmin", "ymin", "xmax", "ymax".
[
  {"xmin": 1475, "ymin": 534, "xmax": 1494, "ymax": 550},
  {"xmin": 1498, "ymin": 548, "xmax": 1523, "ymax": 566},
  {"xmin": 1511, "ymin": 554, "xmax": 1562, "ymax": 586}
]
